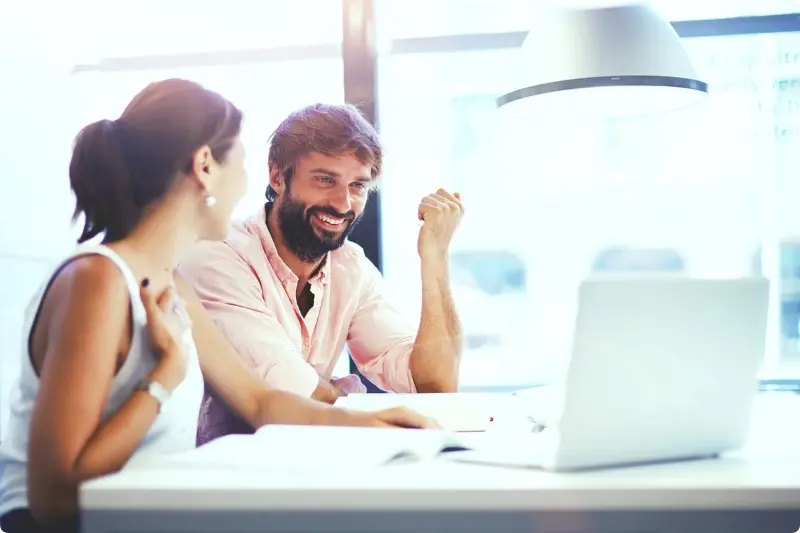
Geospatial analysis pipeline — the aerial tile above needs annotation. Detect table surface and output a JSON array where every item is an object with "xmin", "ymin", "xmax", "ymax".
[
  {"xmin": 80, "ymin": 394, "xmax": 800, "ymax": 513},
  {"xmin": 81, "ymin": 454, "xmax": 800, "ymax": 512}
]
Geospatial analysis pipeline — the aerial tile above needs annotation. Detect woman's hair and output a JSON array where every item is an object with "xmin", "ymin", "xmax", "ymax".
[{"xmin": 70, "ymin": 78, "xmax": 243, "ymax": 243}]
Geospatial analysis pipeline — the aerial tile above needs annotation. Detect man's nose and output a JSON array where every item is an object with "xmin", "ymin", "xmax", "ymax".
[{"xmin": 329, "ymin": 186, "xmax": 352, "ymax": 214}]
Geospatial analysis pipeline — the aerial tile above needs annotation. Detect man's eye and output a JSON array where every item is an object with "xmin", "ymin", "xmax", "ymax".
[
  {"xmin": 353, "ymin": 182, "xmax": 367, "ymax": 189},
  {"xmin": 317, "ymin": 176, "xmax": 333, "ymax": 183}
]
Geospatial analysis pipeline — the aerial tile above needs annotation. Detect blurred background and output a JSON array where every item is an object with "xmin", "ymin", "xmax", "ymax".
[{"xmin": 2, "ymin": 0, "xmax": 800, "ymax": 431}]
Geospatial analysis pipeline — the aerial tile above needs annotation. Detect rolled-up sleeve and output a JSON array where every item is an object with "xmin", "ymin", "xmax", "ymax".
[
  {"xmin": 347, "ymin": 257, "xmax": 418, "ymax": 393},
  {"xmin": 178, "ymin": 241, "xmax": 319, "ymax": 398}
]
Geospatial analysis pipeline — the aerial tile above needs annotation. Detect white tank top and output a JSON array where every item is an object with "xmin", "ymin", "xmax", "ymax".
[{"xmin": 0, "ymin": 244, "xmax": 204, "ymax": 516}]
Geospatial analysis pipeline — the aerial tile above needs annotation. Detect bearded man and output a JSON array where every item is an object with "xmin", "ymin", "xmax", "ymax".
[{"xmin": 179, "ymin": 103, "xmax": 465, "ymax": 445}]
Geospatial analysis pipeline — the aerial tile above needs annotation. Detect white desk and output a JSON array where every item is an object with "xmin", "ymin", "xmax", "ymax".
[{"xmin": 81, "ymin": 394, "xmax": 800, "ymax": 533}]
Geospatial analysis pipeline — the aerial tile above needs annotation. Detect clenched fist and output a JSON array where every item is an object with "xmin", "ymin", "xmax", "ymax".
[{"xmin": 417, "ymin": 188, "xmax": 464, "ymax": 262}]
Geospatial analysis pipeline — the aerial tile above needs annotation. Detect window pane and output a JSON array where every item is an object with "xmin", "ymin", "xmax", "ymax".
[
  {"xmin": 376, "ymin": 25, "xmax": 800, "ymax": 387},
  {"xmin": 378, "ymin": 0, "xmax": 800, "ymax": 40},
  {"xmin": 82, "ymin": 0, "xmax": 342, "ymax": 59},
  {"xmin": 69, "ymin": 59, "xmax": 344, "ymax": 221}
]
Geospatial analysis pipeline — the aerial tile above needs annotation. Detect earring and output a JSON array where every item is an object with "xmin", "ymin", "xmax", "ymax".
[{"xmin": 204, "ymin": 194, "xmax": 217, "ymax": 207}]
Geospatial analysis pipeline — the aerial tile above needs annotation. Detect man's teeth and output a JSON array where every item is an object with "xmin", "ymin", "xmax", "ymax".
[{"xmin": 317, "ymin": 214, "xmax": 344, "ymax": 225}]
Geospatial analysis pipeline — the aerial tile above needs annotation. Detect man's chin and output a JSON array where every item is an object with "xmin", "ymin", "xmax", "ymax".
[{"xmin": 318, "ymin": 235, "xmax": 348, "ymax": 252}]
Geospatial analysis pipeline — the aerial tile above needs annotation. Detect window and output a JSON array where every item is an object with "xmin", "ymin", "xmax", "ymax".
[
  {"xmin": 753, "ymin": 242, "xmax": 800, "ymax": 363},
  {"xmin": 4, "ymin": 4, "xmax": 800, "ymax": 436},
  {"xmin": 375, "ymin": 3, "xmax": 800, "ymax": 388},
  {"xmin": 78, "ymin": 0, "xmax": 342, "ymax": 60},
  {"xmin": 591, "ymin": 248, "xmax": 686, "ymax": 273},
  {"xmin": 0, "ymin": 4, "xmax": 348, "ymax": 437},
  {"xmin": 70, "ymin": 59, "xmax": 345, "ymax": 221}
]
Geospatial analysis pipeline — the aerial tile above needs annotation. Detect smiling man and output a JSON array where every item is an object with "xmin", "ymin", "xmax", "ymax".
[{"xmin": 179, "ymin": 103, "xmax": 465, "ymax": 445}]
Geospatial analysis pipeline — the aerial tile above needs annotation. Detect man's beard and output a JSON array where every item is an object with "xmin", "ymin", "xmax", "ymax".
[{"xmin": 276, "ymin": 195, "xmax": 360, "ymax": 263}]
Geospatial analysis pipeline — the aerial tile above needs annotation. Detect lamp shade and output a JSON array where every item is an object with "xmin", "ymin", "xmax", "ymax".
[{"xmin": 497, "ymin": 2, "xmax": 708, "ymax": 118}]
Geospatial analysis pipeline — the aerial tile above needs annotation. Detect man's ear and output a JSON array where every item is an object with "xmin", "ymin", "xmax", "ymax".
[
  {"xmin": 190, "ymin": 145, "xmax": 215, "ymax": 191},
  {"xmin": 269, "ymin": 164, "xmax": 285, "ymax": 196}
]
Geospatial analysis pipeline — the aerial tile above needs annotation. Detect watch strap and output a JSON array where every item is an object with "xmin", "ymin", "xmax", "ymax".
[{"xmin": 137, "ymin": 379, "xmax": 171, "ymax": 411}]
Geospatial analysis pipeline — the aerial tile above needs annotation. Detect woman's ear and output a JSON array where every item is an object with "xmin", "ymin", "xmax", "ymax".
[{"xmin": 190, "ymin": 145, "xmax": 215, "ymax": 191}]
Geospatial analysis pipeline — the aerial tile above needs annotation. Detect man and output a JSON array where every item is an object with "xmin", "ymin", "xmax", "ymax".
[{"xmin": 179, "ymin": 103, "xmax": 464, "ymax": 445}]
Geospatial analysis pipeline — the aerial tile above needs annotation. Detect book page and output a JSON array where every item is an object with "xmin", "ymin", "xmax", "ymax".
[{"xmin": 126, "ymin": 425, "xmax": 466, "ymax": 472}]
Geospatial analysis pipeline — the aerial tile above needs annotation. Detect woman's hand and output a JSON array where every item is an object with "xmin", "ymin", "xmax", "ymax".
[{"xmin": 140, "ymin": 279, "xmax": 191, "ymax": 391}]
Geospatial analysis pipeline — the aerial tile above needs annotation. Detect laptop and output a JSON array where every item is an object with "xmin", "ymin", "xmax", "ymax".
[{"xmin": 453, "ymin": 277, "xmax": 770, "ymax": 471}]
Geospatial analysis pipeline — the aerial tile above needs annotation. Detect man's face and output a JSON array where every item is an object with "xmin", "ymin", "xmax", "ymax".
[{"xmin": 276, "ymin": 152, "xmax": 372, "ymax": 262}]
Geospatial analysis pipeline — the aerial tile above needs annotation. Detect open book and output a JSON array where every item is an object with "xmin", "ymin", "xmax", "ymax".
[
  {"xmin": 126, "ymin": 424, "xmax": 558, "ymax": 473},
  {"xmin": 125, "ymin": 388, "xmax": 563, "ymax": 472},
  {"xmin": 125, "ymin": 425, "xmax": 490, "ymax": 472}
]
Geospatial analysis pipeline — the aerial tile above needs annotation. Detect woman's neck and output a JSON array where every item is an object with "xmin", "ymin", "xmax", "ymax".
[{"xmin": 109, "ymin": 200, "xmax": 198, "ymax": 284}]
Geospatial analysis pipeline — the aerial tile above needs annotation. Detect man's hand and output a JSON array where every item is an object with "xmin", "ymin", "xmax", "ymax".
[
  {"xmin": 417, "ymin": 188, "xmax": 464, "ymax": 263},
  {"xmin": 331, "ymin": 374, "xmax": 368, "ymax": 394},
  {"xmin": 355, "ymin": 407, "xmax": 441, "ymax": 429}
]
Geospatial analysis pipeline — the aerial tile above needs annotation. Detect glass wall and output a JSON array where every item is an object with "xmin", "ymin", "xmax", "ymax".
[
  {"xmin": 0, "ymin": 3, "xmax": 350, "ymax": 437},
  {"xmin": 3, "ymin": 2, "xmax": 800, "ymax": 436},
  {"xmin": 376, "ymin": 3, "xmax": 800, "ymax": 388}
]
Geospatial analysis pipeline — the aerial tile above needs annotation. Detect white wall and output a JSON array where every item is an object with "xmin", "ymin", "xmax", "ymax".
[
  {"xmin": 0, "ymin": 2, "xmax": 354, "ymax": 437},
  {"xmin": 0, "ymin": 2, "xmax": 87, "ymax": 439}
]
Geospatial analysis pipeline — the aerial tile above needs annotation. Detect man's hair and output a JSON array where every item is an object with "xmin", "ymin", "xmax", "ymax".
[{"xmin": 265, "ymin": 103, "xmax": 382, "ymax": 202}]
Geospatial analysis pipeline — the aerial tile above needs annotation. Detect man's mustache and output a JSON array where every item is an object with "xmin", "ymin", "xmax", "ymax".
[{"xmin": 307, "ymin": 206, "xmax": 356, "ymax": 222}]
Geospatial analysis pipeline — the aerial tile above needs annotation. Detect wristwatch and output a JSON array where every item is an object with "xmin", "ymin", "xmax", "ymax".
[{"xmin": 136, "ymin": 379, "xmax": 171, "ymax": 412}]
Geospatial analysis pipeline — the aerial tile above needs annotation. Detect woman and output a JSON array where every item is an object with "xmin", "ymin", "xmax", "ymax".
[{"xmin": 0, "ymin": 79, "xmax": 434, "ymax": 533}]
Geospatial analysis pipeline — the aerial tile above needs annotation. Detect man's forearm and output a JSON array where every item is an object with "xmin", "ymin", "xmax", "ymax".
[{"xmin": 409, "ymin": 258, "xmax": 463, "ymax": 392}]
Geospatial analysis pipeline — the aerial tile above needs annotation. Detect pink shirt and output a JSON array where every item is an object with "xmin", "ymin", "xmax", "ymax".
[{"xmin": 179, "ymin": 206, "xmax": 418, "ymax": 444}]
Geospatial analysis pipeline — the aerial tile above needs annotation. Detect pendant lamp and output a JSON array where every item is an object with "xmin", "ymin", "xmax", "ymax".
[{"xmin": 497, "ymin": 2, "xmax": 708, "ymax": 117}]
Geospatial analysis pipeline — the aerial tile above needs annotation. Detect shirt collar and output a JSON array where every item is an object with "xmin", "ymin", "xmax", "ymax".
[{"xmin": 245, "ymin": 204, "xmax": 330, "ymax": 285}]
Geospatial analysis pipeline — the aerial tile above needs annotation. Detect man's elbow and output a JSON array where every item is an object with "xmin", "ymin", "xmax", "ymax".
[
  {"xmin": 409, "ymin": 357, "xmax": 460, "ymax": 393},
  {"xmin": 408, "ymin": 345, "xmax": 461, "ymax": 393},
  {"xmin": 414, "ymin": 375, "xmax": 459, "ymax": 393}
]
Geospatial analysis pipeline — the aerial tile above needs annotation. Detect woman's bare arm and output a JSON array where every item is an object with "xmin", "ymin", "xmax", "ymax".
[{"xmin": 27, "ymin": 256, "xmax": 174, "ymax": 522}]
